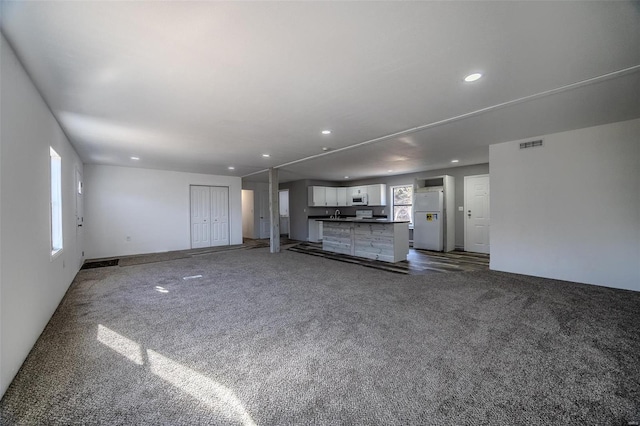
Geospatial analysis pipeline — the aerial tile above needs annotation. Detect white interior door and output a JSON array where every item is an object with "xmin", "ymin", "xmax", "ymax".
[
  {"xmin": 191, "ymin": 186, "xmax": 211, "ymax": 249},
  {"xmin": 210, "ymin": 186, "xmax": 229, "ymax": 246},
  {"xmin": 75, "ymin": 167, "xmax": 84, "ymax": 268},
  {"xmin": 259, "ymin": 190, "xmax": 270, "ymax": 239},
  {"xmin": 464, "ymin": 175, "xmax": 490, "ymax": 254}
]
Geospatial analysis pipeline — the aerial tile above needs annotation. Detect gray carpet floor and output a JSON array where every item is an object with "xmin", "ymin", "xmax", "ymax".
[{"xmin": 1, "ymin": 248, "xmax": 639, "ymax": 425}]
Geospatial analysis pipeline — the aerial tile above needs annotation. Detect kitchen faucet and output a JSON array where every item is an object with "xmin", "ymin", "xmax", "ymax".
[{"xmin": 335, "ymin": 209, "xmax": 340, "ymax": 218}]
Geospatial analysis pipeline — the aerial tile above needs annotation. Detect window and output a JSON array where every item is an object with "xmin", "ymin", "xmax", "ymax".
[
  {"xmin": 50, "ymin": 147, "xmax": 63, "ymax": 256},
  {"xmin": 392, "ymin": 185, "xmax": 413, "ymax": 225}
]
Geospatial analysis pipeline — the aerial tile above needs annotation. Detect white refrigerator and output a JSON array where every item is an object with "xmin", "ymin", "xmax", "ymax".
[{"xmin": 413, "ymin": 190, "xmax": 444, "ymax": 251}]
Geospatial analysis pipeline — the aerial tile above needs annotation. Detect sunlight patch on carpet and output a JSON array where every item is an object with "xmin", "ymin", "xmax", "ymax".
[
  {"xmin": 97, "ymin": 324, "xmax": 144, "ymax": 365},
  {"xmin": 147, "ymin": 349, "xmax": 257, "ymax": 426},
  {"xmin": 96, "ymin": 324, "xmax": 256, "ymax": 425}
]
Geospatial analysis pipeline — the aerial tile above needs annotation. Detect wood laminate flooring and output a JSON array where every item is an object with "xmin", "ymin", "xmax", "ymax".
[{"xmin": 288, "ymin": 241, "xmax": 489, "ymax": 275}]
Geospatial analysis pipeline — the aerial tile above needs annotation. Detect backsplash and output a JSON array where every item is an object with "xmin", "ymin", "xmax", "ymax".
[{"xmin": 308, "ymin": 205, "xmax": 388, "ymax": 217}]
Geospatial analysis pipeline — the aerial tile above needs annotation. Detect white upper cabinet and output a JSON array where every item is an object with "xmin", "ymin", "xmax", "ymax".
[
  {"xmin": 367, "ymin": 184, "xmax": 387, "ymax": 206},
  {"xmin": 309, "ymin": 184, "xmax": 386, "ymax": 206},
  {"xmin": 308, "ymin": 186, "xmax": 326, "ymax": 206},
  {"xmin": 336, "ymin": 187, "xmax": 348, "ymax": 207},
  {"xmin": 325, "ymin": 187, "xmax": 337, "ymax": 206},
  {"xmin": 351, "ymin": 186, "xmax": 366, "ymax": 195}
]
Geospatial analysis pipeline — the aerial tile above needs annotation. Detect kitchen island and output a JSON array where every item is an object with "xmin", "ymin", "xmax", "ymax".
[{"xmin": 319, "ymin": 218, "xmax": 409, "ymax": 263}]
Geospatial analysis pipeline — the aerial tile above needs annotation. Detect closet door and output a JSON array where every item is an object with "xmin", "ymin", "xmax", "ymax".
[
  {"xmin": 190, "ymin": 186, "xmax": 211, "ymax": 249},
  {"xmin": 210, "ymin": 186, "xmax": 229, "ymax": 246}
]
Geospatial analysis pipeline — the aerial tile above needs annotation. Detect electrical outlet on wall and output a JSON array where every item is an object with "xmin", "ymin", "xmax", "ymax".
[{"xmin": 381, "ymin": 209, "xmax": 385, "ymax": 214}]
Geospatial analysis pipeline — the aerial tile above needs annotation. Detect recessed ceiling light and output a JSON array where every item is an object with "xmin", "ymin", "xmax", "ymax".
[
  {"xmin": 322, "ymin": 130, "xmax": 331, "ymax": 135},
  {"xmin": 130, "ymin": 156, "xmax": 140, "ymax": 160},
  {"xmin": 262, "ymin": 154, "xmax": 270, "ymax": 158},
  {"xmin": 387, "ymin": 170, "xmax": 393, "ymax": 172},
  {"xmin": 344, "ymin": 176, "xmax": 349, "ymax": 179},
  {"xmin": 464, "ymin": 73, "xmax": 482, "ymax": 82},
  {"xmin": 451, "ymin": 159, "xmax": 459, "ymax": 163},
  {"xmin": 228, "ymin": 166, "xmax": 235, "ymax": 170}
]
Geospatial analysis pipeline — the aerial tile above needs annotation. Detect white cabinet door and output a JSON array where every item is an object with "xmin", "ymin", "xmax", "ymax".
[
  {"xmin": 308, "ymin": 219, "xmax": 324, "ymax": 242},
  {"xmin": 325, "ymin": 187, "xmax": 337, "ymax": 206},
  {"xmin": 366, "ymin": 184, "xmax": 387, "ymax": 206},
  {"xmin": 352, "ymin": 186, "xmax": 366, "ymax": 195},
  {"xmin": 367, "ymin": 184, "xmax": 380, "ymax": 205},
  {"xmin": 308, "ymin": 186, "xmax": 326, "ymax": 206},
  {"xmin": 336, "ymin": 187, "xmax": 348, "ymax": 206},
  {"xmin": 314, "ymin": 186, "xmax": 326, "ymax": 206}
]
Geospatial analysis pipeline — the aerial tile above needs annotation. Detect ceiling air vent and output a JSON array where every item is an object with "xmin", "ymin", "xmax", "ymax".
[{"xmin": 520, "ymin": 139, "xmax": 543, "ymax": 149}]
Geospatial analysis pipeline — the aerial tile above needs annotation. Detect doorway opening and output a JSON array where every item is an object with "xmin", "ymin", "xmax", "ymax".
[
  {"xmin": 279, "ymin": 189, "xmax": 290, "ymax": 238},
  {"xmin": 241, "ymin": 189, "xmax": 255, "ymax": 240}
]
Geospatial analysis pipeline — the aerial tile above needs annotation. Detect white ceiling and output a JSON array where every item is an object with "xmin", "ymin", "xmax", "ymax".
[{"xmin": 2, "ymin": 1, "xmax": 640, "ymax": 183}]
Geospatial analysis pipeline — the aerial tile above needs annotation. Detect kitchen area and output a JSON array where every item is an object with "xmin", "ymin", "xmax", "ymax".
[
  {"xmin": 250, "ymin": 163, "xmax": 490, "ymax": 265},
  {"xmin": 300, "ymin": 177, "xmax": 455, "ymax": 263},
  {"xmin": 307, "ymin": 183, "xmax": 388, "ymax": 244}
]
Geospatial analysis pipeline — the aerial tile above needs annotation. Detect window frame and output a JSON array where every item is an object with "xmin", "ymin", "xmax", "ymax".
[
  {"xmin": 391, "ymin": 184, "xmax": 414, "ymax": 226},
  {"xmin": 50, "ymin": 147, "xmax": 63, "ymax": 259}
]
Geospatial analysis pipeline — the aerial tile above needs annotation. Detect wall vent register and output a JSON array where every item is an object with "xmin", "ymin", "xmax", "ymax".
[{"xmin": 519, "ymin": 139, "xmax": 543, "ymax": 149}]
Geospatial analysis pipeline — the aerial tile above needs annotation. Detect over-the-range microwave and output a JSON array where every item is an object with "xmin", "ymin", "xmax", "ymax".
[{"xmin": 351, "ymin": 193, "xmax": 368, "ymax": 205}]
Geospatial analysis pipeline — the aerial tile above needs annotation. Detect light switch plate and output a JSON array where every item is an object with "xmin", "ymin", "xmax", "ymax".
[{"xmin": 458, "ymin": 206, "xmax": 463, "ymax": 211}]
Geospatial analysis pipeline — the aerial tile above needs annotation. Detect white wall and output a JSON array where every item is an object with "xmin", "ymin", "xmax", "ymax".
[
  {"xmin": 1, "ymin": 35, "xmax": 84, "ymax": 397},
  {"xmin": 84, "ymin": 165, "xmax": 242, "ymax": 259},
  {"xmin": 490, "ymin": 118, "xmax": 640, "ymax": 291}
]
